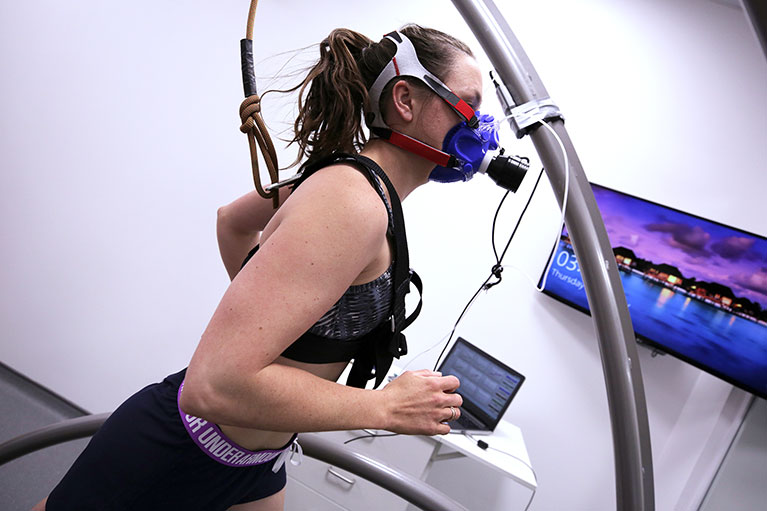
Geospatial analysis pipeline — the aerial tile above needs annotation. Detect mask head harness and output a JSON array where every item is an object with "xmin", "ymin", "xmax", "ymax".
[{"xmin": 366, "ymin": 31, "xmax": 486, "ymax": 180}]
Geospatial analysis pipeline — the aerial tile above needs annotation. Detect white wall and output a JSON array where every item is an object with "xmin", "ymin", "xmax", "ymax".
[
  {"xmin": 1, "ymin": 1, "xmax": 764, "ymax": 510},
  {"xmin": 701, "ymin": 397, "xmax": 767, "ymax": 510}
]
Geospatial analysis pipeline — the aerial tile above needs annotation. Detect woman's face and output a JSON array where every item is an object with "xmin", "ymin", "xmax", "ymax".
[{"xmin": 415, "ymin": 53, "xmax": 484, "ymax": 149}]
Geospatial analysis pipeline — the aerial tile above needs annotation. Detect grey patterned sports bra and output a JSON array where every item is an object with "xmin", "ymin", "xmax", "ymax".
[
  {"xmin": 308, "ymin": 263, "xmax": 394, "ymax": 340},
  {"xmin": 241, "ymin": 177, "xmax": 395, "ymax": 342},
  {"xmin": 242, "ymin": 243, "xmax": 394, "ymax": 341}
]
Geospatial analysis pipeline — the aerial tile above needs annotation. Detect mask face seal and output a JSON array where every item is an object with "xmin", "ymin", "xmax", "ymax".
[{"xmin": 430, "ymin": 113, "xmax": 500, "ymax": 183}]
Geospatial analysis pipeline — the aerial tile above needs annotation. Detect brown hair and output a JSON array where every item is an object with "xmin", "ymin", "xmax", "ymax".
[{"xmin": 288, "ymin": 24, "xmax": 473, "ymax": 169}]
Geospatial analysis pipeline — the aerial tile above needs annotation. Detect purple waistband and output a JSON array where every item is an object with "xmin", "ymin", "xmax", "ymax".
[{"xmin": 177, "ymin": 380, "xmax": 294, "ymax": 468}]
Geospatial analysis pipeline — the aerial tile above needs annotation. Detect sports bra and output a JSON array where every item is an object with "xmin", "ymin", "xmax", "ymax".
[
  {"xmin": 242, "ymin": 153, "xmax": 422, "ymax": 389},
  {"xmin": 309, "ymin": 263, "xmax": 394, "ymax": 340},
  {"xmin": 241, "ymin": 247, "xmax": 394, "ymax": 341}
]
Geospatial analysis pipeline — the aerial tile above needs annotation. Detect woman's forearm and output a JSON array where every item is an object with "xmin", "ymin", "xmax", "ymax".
[
  {"xmin": 181, "ymin": 363, "xmax": 386, "ymax": 432},
  {"xmin": 216, "ymin": 188, "xmax": 289, "ymax": 279},
  {"xmin": 217, "ymin": 206, "xmax": 260, "ymax": 280},
  {"xmin": 180, "ymin": 363, "xmax": 462, "ymax": 436}
]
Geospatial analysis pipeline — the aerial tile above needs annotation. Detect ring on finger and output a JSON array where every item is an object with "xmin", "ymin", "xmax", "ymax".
[{"xmin": 449, "ymin": 406, "xmax": 457, "ymax": 421}]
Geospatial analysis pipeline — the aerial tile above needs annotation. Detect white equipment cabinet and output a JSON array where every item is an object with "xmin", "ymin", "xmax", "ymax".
[
  {"xmin": 285, "ymin": 429, "xmax": 435, "ymax": 511},
  {"xmin": 285, "ymin": 422, "xmax": 536, "ymax": 511}
]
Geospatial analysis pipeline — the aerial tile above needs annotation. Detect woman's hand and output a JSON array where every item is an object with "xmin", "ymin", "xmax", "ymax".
[{"xmin": 379, "ymin": 369, "xmax": 463, "ymax": 436}]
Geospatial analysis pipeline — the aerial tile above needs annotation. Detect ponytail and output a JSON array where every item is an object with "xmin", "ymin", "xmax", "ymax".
[
  {"xmin": 290, "ymin": 29, "xmax": 373, "ymax": 169},
  {"xmin": 290, "ymin": 25, "xmax": 473, "ymax": 170}
]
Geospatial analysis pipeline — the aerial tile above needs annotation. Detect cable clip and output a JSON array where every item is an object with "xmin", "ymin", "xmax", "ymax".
[
  {"xmin": 484, "ymin": 264, "xmax": 504, "ymax": 290},
  {"xmin": 508, "ymin": 97, "xmax": 564, "ymax": 139}
]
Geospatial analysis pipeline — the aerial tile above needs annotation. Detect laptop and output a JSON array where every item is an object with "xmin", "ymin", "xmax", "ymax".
[{"xmin": 437, "ymin": 337, "xmax": 525, "ymax": 435}]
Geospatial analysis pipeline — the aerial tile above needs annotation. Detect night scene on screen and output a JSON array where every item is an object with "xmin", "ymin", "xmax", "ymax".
[{"xmin": 542, "ymin": 184, "xmax": 767, "ymax": 398}]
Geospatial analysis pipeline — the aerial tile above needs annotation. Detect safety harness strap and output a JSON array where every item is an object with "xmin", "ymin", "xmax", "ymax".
[{"xmin": 284, "ymin": 153, "xmax": 423, "ymax": 388}]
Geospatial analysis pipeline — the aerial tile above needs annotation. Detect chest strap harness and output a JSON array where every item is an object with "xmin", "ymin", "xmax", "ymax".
[{"xmin": 279, "ymin": 153, "xmax": 422, "ymax": 389}]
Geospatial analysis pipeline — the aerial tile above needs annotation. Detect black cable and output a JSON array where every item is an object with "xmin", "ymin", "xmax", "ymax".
[
  {"xmin": 496, "ymin": 167, "xmax": 546, "ymax": 265},
  {"xmin": 433, "ymin": 167, "xmax": 546, "ymax": 370},
  {"xmin": 432, "ymin": 273, "xmax": 496, "ymax": 371},
  {"xmin": 343, "ymin": 431, "xmax": 400, "ymax": 445},
  {"xmin": 491, "ymin": 190, "xmax": 511, "ymax": 263}
]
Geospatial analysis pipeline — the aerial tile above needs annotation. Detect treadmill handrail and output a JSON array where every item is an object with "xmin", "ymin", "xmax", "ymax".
[{"xmin": 0, "ymin": 413, "xmax": 469, "ymax": 511}]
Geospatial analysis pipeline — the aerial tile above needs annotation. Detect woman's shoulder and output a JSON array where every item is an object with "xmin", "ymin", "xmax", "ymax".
[
  {"xmin": 292, "ymin": 162, "xmax": 388, "ymax": 216},
  {"xmin": 278, "ymin": 162, "xmax": 389, "ymax": 240}
]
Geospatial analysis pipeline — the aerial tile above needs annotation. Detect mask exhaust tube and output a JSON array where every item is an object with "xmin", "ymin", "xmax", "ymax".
[{"xmin": 478, "ymin": 149, "xmax": 529, "ymax": 192}]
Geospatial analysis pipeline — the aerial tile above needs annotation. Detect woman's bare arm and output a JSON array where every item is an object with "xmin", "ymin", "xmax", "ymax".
[
  {"xmin": 182, "ymin": 165, "xmax": 462, "ymax": 436},
  {"xmin": 216, "ymin": 187, "xmax": 289, "ymax": 280}
]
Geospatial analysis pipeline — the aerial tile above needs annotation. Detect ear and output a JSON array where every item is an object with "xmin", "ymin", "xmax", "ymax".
[{"xmin": 387, "ymin": 79, "xmax": 417, "ymax": 124}]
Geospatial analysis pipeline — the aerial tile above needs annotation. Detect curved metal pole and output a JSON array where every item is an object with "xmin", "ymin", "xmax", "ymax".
[
  {"xmin": 0, "ymin": 415, "xmax": 468, "ymax": 511},
  {"xmin": 0, "ymin": 413, "xmax": 110, "ymax": 466},
  {"xmin": 451, "ymin": 1, "xmax": 654, "ymax": 510},
  {"xmin": 742, "ymin": 0, "xmax": 767, "ymax": 60}
]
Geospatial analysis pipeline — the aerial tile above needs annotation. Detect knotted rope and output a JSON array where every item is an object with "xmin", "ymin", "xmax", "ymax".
[
  {"xmin": 239, "ymin": 93, "xmax": 280, "ymax": 208},
  {"xmin": 240, "ymin": 0, "xmax": 280, "ymax": 209}
]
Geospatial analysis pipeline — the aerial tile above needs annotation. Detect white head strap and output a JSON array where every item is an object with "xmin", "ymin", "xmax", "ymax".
[{"xmin": 365, "ymin": 31, "xmax": 477, "ymax": 130}]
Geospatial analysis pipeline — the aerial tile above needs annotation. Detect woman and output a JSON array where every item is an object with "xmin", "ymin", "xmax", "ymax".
[{"xmin": 36, "ymin": 23, "xmax": 483, "ymax": 511}]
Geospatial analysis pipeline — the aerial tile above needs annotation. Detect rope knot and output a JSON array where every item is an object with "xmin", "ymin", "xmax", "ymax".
[
  {"xmin": 237, "ymin": 90, "xmax": 280, "ymax": 208},
  {"xmin": 240, "ymin": 118, "xmax": 255, "ymax": 133},
  {"xmin": 239, "ymin": 95, "xmax": 262, "ymax": 132}
]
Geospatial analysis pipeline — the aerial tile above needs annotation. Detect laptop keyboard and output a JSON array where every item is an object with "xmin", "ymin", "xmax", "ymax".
[{"xmin": 451, "ymin": 410, "xmax": 483, "ymax": 430}]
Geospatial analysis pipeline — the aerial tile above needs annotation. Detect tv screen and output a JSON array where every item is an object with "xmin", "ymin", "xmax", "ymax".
[{"xmin": 541, "ymin": 184, "xmax": 767, "ymax": 398}]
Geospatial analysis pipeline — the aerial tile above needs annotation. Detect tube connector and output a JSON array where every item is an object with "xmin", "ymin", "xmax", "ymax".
[{"xmin": 479, "ymin": 149, "xmax": 529, "ymax": 192}]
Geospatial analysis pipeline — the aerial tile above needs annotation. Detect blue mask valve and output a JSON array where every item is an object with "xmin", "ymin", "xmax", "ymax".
[{"xmin": 429, "ymin": 113, "xmax": 500, "ymax": 183}]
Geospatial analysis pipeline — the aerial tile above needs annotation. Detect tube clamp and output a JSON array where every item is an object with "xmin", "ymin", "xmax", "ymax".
[{"xmin": 509, "ymin": 98, "xmax": 564, "ymax": 139}]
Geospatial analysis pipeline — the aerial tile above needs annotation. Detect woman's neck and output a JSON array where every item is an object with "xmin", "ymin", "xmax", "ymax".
[{"xmin": 359, "ymin": 139, "xmax": 433, "ymax": 201}]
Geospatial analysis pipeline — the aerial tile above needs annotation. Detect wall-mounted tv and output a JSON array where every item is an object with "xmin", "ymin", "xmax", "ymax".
[{"xmin": 541, "ymin": 184, "xmax": 767, "ymax": 398}]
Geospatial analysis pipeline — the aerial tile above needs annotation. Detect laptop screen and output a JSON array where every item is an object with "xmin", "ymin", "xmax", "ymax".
[{"xmin": 438, "ymin": 337, "xmax": 525, "ymax": 427}]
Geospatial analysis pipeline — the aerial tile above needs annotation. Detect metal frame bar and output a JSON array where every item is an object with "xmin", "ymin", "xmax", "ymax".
[
  {"xmin": 742, "ymin": 0, "xmax": 767, "ymax": 59},
  {"xmin": 0, "ymin": 414, "xmax": 468, "ymax": 511},
  {"xmin": 450, "ymin": 1, "xmax": 655, "ymax": 509}
]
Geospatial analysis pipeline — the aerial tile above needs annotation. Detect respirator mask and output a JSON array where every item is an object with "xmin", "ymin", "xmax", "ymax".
[
  {"xmin": 429, "ymin": 113, "xmax": 529, "ymax": 191},
  {"xmin": 366, "ymin": 31, "xmax": 528, "ymax": 192}
]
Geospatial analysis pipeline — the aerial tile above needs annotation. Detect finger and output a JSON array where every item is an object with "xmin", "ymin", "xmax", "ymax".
[
  {"xmin": 411, "ymin": 369, "xmax": 441, "ymax": 377},
  {"xmin": 437, "ymin": 374, "xmax": 460, "ymax": 391},
  {"xmin": 441, "ymin": 406, "xmax": 460, "ymax": 423},
  {"xmin": 435, "ymin": 422, "xmax": 451, "ymax": 435},
  {"xmin": 438, "ymin": 393, "xmax": 462, "ymax": 409}
]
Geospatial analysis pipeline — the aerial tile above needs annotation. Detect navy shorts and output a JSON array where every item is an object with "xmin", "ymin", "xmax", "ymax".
[{"xmin": 46, "ymin": 369, "xmax": 290, "ymax": 511}]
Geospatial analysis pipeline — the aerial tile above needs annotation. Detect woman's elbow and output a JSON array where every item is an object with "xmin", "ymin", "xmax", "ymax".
[
  {"xmin": 178, "ymin": 372, "xmax": 223, "ymax": 420},
  {"xmin": 216, "ymin": 205, "xmax": 234, "ymax": 232}
]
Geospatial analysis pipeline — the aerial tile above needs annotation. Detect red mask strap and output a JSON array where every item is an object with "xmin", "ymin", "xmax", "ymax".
[{"xmin": 373, "ymin": 128, "xmax": 457, "ymax": 168}]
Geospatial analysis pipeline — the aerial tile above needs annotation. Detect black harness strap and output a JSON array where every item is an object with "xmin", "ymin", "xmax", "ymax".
[{"xmin": 282, "ymin": 153, "xmax": 423, "ymax": 388}]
